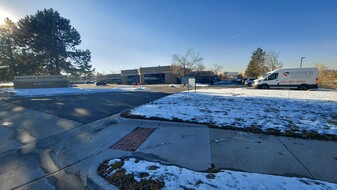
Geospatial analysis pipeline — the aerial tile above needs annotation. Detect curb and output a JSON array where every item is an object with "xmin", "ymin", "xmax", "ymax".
[
  {"xmin": 87, "ymin": 164, "xmax": 119, "ymax": 190},
  {"xmin": 117, "ymin": 113, "xmax": 208, "ymax": 129}
]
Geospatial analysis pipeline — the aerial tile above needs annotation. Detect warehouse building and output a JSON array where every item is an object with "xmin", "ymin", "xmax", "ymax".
[
  {"xmin": 138, "ymin": 66, "xmax": 178, "ymax": 84},
  {"xmin": 107, "ymin": 65, "xmax": 179, "ymax": 85},
  {"xmin": 121, "ymin": 69, "xmax": 139, "ymax": 84},
  {"xmin": 106, "ymin": 65, "xmax": 216, "ymax": 85},
  {"xmin": 106, "ymin": 74, "xmax": 122, "ymax": 84}
]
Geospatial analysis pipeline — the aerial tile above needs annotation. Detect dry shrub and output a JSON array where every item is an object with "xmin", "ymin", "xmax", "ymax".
[{"xmin": 317, "ymin": 64, "xmax": 337, "ymax": 89}]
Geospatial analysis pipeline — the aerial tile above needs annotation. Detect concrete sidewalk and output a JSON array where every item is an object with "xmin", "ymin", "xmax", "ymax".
[
  {"xmin": 1, "ymin": 113, "xmax": 337, "ymax": 190},
  {"xmin": 86, "ymin": 118, "xmax": 337, "ymax": 189}
]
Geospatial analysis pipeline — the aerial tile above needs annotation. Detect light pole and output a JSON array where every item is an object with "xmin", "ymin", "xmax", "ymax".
[{"xmin": 300, "ymin": 57, "xmax": 305, "ymax": 68}]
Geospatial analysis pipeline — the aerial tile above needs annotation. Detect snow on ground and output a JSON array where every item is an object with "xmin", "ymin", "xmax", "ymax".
[
  {"xmin": 196, "ymin": 83, "xmax": 209, "ymax": 87},
  {"xmin": 102, "ymin": 158, "xmax": 337, "ymax": 190},
  {"xmin": 0, "ymin": 82, "xmax": 13, "ymax": 87},
  {"xmin": 131, "ymin": 88, "xmax": 337, "ymax": 136},
  {"xmin": 2, "ymin": 86, "xmax": 145, "ymax": 97}
]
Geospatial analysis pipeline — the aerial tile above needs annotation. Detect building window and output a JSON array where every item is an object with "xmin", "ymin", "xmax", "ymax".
[
  {"xmin": 144, "ymin": 73, "xmax": 165, "ymax": 84},
  {"xmin": 127, "ymin": 75, "xmax": 139, "ymax": 84}
]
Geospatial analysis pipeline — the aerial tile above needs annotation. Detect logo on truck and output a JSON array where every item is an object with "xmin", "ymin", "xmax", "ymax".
[{"xmin": 283, "ymin": 72, "xmax": 289, "ymax": 77}]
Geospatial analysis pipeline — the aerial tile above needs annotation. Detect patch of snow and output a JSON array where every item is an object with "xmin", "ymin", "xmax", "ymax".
[
  {"xmin": 131, "ymin": 88, "xmax": 337, "ymax": 136},
  {"xmin": 1, "ymin": 121, "xmax": 12, "ymax": 126},
  {"xmin": 195, "ymin": 83, "xmax": 209, "ymax": 87},
  {"xmin": 213, "ymin": 138, "xmax": 226, "ymax": 143},
  {"xmin": 104, "ymin": 158, "xmax": 337, "ymax": 190},
  {"xmin": 169, "ymin": 84, "xmax": 182, "ymax": 88},
  {"xmin": 3, "ymin": 86, "xmax": 147, "ymax": 97},
  {"xmin": 0, "ymin": 82, "xmax": 13, "ymax": 87},
  {"xmin": 134, "ymin": 86, "xmax": 146, "ymax": 90}
]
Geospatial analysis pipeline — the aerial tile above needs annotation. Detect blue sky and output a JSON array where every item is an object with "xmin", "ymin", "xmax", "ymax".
[{"xmin": 0, "ymin": 0, "xmax": 336, "ymax": 73}]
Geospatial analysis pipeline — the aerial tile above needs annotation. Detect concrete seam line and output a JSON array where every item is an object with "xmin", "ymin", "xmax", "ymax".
[
  {"xmin": 0, "ymin": 114, "xmax": 119, "ymax": 155},
  {"xmin": 11, "ymin": 146, "xmax": 114, "ymax": 190},
  {"xmin": 8, "ymin": 116, "xmax": 120, "ymax": 189},
  {"xmin": 275, "ymin": 136, "xmax": 315, "ymax": 179},
  {"xmin": 209, "ymin": 128, "xmax": 214, "ymax": 168}
]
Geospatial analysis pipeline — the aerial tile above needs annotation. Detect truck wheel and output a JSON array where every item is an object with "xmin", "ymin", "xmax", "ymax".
[
  {"xmin": 299, "ymin": 85, "xmax": 308, "ymax": 90},
  {"xmin": 261, "ymin": 84, "xmax": 269, "ymax": 89}
]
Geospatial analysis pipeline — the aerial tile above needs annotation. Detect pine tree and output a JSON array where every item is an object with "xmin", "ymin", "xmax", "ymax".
[
  {"xmin": 17, "ymin": 8, "xmax": 94, "ymax": 75},
  {"xmin": 245, "ymin": 48, "xmax": 267, "ymax": 78},
  {"xmin": 245, "ymin": 60, "xmax": 260, "ymax": 78},
  {"xmin": 0, "ymin": 18, "xmax": 18, "ymax": 80}
]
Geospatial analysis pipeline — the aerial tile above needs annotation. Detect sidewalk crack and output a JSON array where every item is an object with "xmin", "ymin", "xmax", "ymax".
[{"xmin": 275, "ymin": 136, "xmax": 315, "ymax": 179}]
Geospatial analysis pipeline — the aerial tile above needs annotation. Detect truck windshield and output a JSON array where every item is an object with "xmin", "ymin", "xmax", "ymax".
[{"xmin": 259, "ymin": 72, "xmax": 271, "ymax": 79}]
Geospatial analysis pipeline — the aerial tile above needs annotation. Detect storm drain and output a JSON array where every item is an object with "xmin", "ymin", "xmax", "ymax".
[{"xmin": 111, "ymin": 127, "xmax": 156, "ymax": 151}]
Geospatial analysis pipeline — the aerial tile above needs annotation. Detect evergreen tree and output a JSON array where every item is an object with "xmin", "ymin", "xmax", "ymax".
[
  {"xmin": 17, "ymin": 8, "xmax": 94, "ymax": 75},
  {"xmin": 251, "ymin": 47, "xmax": 265, "ymax": 61},
  {"xmin": 0, "ymin": 18, "xmax": 18, "ymax": 80},
  {"xmin": 245, "ymin": 60, "xmax": 260, "ymax": 78},
  {"xmin": 245, "ymin": 48, "xmax": 267, "ymax": 78}
]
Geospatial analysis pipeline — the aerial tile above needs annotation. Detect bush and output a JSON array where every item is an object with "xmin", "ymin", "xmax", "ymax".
[{"xmin": 317, "ymin": 64, "xmax": 337, "ymax": 89}]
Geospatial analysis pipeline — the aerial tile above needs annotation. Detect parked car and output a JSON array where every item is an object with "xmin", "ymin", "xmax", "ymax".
[
  {"xmin": 213, "ymin": 80, "xmax": 231, "ymax": 85},
  {"xmin": 96, "ymin": 81, "xmax": 107, "ymax": 86},
  {"xmin": 245, "ymin": 78, "xmax": 256, "ymax": 87},
  {"xmin": 242, "ymin": 78, "xmax": 247, "ymax": 85},
  {"xmin": 236, "ymin": 78, "xmax": 243, "ymax": 84},
  {"xmin": 231, "ymin": 77, "xmax": 238, "ymax": 83},
  {"xmin": 132, "ymin": 82, "xmax": 145, "ymax": 85}
]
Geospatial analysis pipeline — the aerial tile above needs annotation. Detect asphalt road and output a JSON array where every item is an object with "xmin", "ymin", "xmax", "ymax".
[
  {"xmin": 3, "ymin": 91, "xmax": 169, "ymax": 124},
  {"xmin": 1, "ymin": 88, "xmax": 337, "ymax": 190},
  {"xmin": 0, "ymin": 90, "xmax": 177, "ymax": 190}
]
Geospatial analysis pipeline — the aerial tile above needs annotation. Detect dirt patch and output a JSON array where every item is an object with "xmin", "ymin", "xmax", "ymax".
[{"xmin": 98, "ymin": 158, "xmax": 165, "ymax": 190}]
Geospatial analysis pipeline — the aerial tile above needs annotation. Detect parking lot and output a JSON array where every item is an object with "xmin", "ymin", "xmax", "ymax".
[{"xmin": 1, "ymin": 86, "xmax": 337, "ymax": 190}]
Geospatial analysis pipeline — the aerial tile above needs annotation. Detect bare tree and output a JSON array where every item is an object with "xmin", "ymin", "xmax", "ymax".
[
  {"xmin": 211, "ymin": 64, "xmax": 224, "ymax": 75},
  {"xmin": 172, "ymin": 49, "xmax": 204, "ymax": 77},
  {"xmin": 264, "ymin": 51, "xmax": 283, "ymax": 71},
  {"xmin": 195, "ymin": 63, "xmax": 206, "ymax": 72}
]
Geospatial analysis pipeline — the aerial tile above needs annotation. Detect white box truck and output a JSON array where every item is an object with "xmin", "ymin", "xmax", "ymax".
[{"xmin": 252, "ymin": 68, "xmax": 318, "ymax": 90}]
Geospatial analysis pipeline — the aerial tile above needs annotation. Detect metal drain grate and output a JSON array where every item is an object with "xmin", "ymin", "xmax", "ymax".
[{"xmin": 111, "ymin": 127, "xmax": 156, "ymax": 151}]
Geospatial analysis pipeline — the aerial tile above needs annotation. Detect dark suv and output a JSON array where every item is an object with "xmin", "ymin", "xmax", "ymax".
[{"xmin": 96, "ymin": 81, "xmax": 107, "ymax": 86}]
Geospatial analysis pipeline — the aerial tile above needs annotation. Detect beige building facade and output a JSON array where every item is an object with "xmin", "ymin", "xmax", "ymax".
[{"xmin": 109, "ymin": 66, "xmax": 179, "ymax": 85}]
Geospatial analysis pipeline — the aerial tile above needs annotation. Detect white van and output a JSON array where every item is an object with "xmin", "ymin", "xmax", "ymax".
[{"xmin": 252, "ymin": 68, "xmax": 318, "ymax": 90}]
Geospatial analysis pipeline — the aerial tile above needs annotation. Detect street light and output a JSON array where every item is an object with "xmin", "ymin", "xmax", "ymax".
[{"xmin": 300, "ymin": 57, "xmax": 305, "ymax": 68}]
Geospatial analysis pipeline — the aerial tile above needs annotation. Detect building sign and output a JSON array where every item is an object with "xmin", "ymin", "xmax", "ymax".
[
  {"xmin": 188, "ymin": 78, "xmax": 196, "ymax": 87},
  {"xmin": 14, "ymin": 75, "xmax": 68, "ymax": 81},
  {"xmin": 14, "ymin": 75, "xmax": 69, "ymax": 89},
  {"xmin": 188, "ymin": 77, "xmax": 196, "ymax": 92}
]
